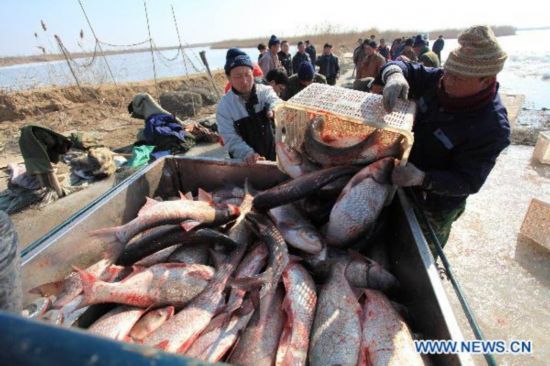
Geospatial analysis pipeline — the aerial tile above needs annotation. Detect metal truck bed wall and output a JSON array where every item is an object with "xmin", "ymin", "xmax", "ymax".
[{"xmin": 4, "ymin": 157, "xmax": 471, "ymax": 366}]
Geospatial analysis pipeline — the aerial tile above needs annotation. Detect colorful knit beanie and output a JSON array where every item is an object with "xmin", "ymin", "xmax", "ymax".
[{"xmin": 444, "ymin": 25, "xmax": 507, "ymax": 77}]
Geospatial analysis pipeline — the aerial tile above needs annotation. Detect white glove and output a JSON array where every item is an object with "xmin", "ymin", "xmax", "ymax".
[{"xmin": 383, "ymin": 72, "xmax": 409, "ymax": 111}]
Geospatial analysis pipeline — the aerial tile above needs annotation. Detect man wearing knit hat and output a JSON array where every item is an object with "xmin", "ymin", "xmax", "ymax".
[
  {"xmin": 378, "ymin": 25, "xmax": 510, "ymax": 253},
  {"xmin": 259, "ymin": 35, "xmax": 282, "ymax": 76},
  {"xmin": 282, "ymin": 61, "xmax": 327, "ymax": 101},
  {"xmin": 217, "ymin": 48, "xmax": 280, "ymax": 164}
]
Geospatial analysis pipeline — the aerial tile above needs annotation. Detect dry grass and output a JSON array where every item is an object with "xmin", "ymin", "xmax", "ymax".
[{"xmin": 210, "ymin": 25, "xmax": 517, "ymax": 54}]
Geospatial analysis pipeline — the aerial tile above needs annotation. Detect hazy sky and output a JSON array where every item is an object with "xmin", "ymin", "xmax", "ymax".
[{"xmin": 1, "ymin": 0, "xmax": 549, "ymax": 56}]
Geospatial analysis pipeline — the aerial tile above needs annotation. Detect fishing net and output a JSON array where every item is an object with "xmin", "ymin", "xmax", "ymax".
[{"xmin": 274, "ymin": 83, "xmax": 416, "ymax": 164}]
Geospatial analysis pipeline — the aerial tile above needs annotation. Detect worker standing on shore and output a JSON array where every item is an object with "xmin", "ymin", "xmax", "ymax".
[
  {"xmin": 305, "ymin": 40, "xmax": 317, "ymax": 66},
  {"xmin": 380, "ymin": 26, "xmax": 510, "ymax": 252},
  {"xmin": 259, "ymin": 35, "xmax": 282, "ymax": 76},
  {"xmin": 278, "ymin": 40, "xmax": 293, "ymax": 76},
  {"xmin": 217, "ymin": 49, "xmax": 280, "ymax": 164},
  {"xmin": 292, "ymin": 41, "xmax": 311, "ymax": 76},
  {"xmin": 432, "ymin": 35, "xmax": 445, "ymax": 63},
  {"xmin": 316, "ymin": 43, "xmax": 340, "ymax": 85}
]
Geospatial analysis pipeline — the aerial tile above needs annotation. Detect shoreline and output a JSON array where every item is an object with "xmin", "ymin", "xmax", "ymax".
[{"xmin": 0, "ymin": 25, "xmax": 516, "ymax": 68}]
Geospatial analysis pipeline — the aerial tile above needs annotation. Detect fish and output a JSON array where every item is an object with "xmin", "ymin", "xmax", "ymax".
[
  {"xmin": 227, "ymin": 180, "xmax": 255, "ymax": 246},
  {"xmin": 324, "ymin": 158, "xmax": 394, "ymax": 247},
  {"xmin": 117, "ymin": 227, "xmax": 237, "ymax": 266},
  {"xmin": 358, "ymin": 289, "xmax": 425, "ymax": 366},
  {"xmin": 185, "ymin": 301, "xmax": 255, "ymax": 362},
  {"xmin": 345, "ymin": 251, "xmax": 400, "ymax": 293},
  {"xmin": 129, "ymin": 306, "xmax": 175, "ymax": 342},
  {"xmin": 276, "ymin": 141, "xmax": 318, "ymax": 178},
  {"xmin": 41, "ymin": 309, "xmax": 64, "ymax": 325},
  {"xmin": 226, "ymin": 242, "xmax": 269, "ymax": 312},
  {"xmin": 229, "ymin": 286, "xmax": 286, "ymax": 366},
  {"xmin": 133, "ymin": 245, "xmax": 180, "ymax": 267},
  {"xmin": 29, "ymin": 259, "xmax": 124, "ymax": 309},
  {"xmin": 268, "ymin": 204, "xmax": 324, "ymax": 254},
  {"xmin": 21, "ymin": 297, "xmax": 51, "ymax": 319},
  {"xmin": 243, "ymin": 212, "xmax": 289, "ymax": 300},
  {"xmin": 142, "ymin": 239, "xmax": 246, "ymax": 354},
  {"xmin": 309, "ymin": 259, "xmax": 362, "ymax": 365},
  {"xmin": 90, "ymin": 199, "xmax": 239, "ymax": 248},
  {"xmin": 275, "ymin": 262, "xmax": 317, "ymax": 366},
  {"xmin": 304, "ymin": 116, "xmax": 402, "ymax": 167},
  {"xmin": 77, "ymin": 262, "xmax": 215, "ymax": 308},
  {"xmin": 253, "ymin": 165, "xmax": 359, "ymax": 210},
  {"xmin": 88, "ymin": 305, "xmax": 145, "ymax": 341},
  {"xmin": 166, "ymin": 243, "xmax": 209, "ymax": 265}
]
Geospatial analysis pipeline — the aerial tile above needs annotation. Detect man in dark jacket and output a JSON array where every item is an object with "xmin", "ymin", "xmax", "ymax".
[
  {"xmin": 292, "ymin": 41, "xmax": 311, "ymax": 75},
  {"xmin": 305, "ymin": 40, "xmax": 317, "ymax": 66},
  {"xmin": 379, "ymin": 26, "xmax": 510, "ymax": 252},
  {"xmin": 432, "ymin": 35, "xmax": 445, "ymax": 62},
  {"xmin": 278, "ymin": 40, "xmax": 293, "ymax": 76},
  {"xmin": 316, "ymin": 43, "xmax": 340, "ymax": 85}
]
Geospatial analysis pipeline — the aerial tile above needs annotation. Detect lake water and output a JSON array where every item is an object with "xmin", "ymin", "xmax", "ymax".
[{"xmin": 1, "ymin": 30, "xmax": 549, "ymax": 108}]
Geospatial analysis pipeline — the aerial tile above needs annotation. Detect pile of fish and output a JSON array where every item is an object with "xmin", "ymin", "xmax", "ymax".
[{"xmin": 22, "ymin": 124, "xmax": 426, "ymax": 365}]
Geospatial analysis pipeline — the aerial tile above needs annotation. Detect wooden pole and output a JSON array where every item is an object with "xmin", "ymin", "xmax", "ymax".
[{"xmin": 199, "ymin": 50, "xmax": 221, "ymax": 99}]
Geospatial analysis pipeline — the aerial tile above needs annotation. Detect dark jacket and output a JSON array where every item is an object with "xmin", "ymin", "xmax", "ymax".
[
  {"xmin": 305, "ymin": 45, "xmax": 317, "ymax": 65},
  {"xmin": 316, "ymin": 54, "xmax": 340, "ymax": 80},
  {"xmin": 278, "ymin": 51, "xmax": 293, "ymax": 76},
  {"xmin": 378, "ymin": 45, "xmax": 390, "ymax": 60},
  {"xmin": 380, "ymin": 61, "xmax": 510, "ymax": 211},
  {"xmin": 432, "ymin": 38, "xmax": 444, "ymax": 53},
  {"xmin": 292, "ymin": 52, "xmax": 311, "ymax": 75},
  {"xmin": 282, "ymin": 73, "xmax": 327, "ymax": 101}
]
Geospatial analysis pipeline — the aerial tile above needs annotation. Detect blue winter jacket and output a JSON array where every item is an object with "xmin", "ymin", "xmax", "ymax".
[{"xmin": 380, "ymin": 61, "xmax": 511, "ymax": 211}]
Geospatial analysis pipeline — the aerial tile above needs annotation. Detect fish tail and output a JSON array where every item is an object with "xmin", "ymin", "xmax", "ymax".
[
  {"xmin": 73, "ymin": 266, "xmax": 98, "ymax": 308},
  {"xmin": 28, "ymin": 279, "xmax": 65, "ymax": 297}
]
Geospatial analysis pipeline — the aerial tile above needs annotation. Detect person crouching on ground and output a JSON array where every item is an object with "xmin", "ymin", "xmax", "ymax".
[
  {"xmin": 316, "ymin": 43, "xmax": 340, "ymax": 86},
  {"xmin": 217, "ymin": 48, "xmax": 280, "ymax": 164},
  {"xmin": 379, "ymin": 25, "xmax": 510, "ymax": 253},
  {"xmin": 282, "ymin": 61, "xmax": 327, "ymax": 101}
]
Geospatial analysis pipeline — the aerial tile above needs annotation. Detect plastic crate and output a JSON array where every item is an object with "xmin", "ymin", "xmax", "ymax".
[{"xmin": 274, "ymin": 83, "xmax": 416, "ymax": 165}]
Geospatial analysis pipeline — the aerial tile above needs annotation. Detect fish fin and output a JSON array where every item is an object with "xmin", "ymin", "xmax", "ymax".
[
  {"xmin": 73, "ymin": 266, "xmax": 97, "ymax": 308},
  {"xmin": 137, "ymin": 197, "xmax": 159, "ymax": 217},
  {"xmin": 209, "ymin": 249, "xmax": 226, "ymax": 270},
  {"xmin": 89, "ymin": 226, "xmax": 126, "ymax": 260},
  {"xmin": 180, "ymin": 220, "xmax": 201, "ymax": 232},
  {"xmin": 29, "ymin": 279, "xmax": 66, "ymax": 297},
  {"xmin": 179, "ymin": 191, "xmax": 189, "ymax": 200},
  {"xmin": 154, "ymin": 340, "xmax": 170, "ymax": 351},
  {"xmin": 198, "ymin": 188, "xmax": 213, "ymax": 203},
  {"xmin": 102, "ymin": 265, "xmax": 127, "ymax": 282},
  {"xmin": 166, "ymin": 306, "xmax": 175, "ymax": 318},
  {"xmin": 205, "ymin": 312, "xmax": 231, "ymax": 332}
]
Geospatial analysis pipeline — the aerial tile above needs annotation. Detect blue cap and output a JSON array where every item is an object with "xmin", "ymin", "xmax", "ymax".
[
  {"xmin": 224, "ymin": 49, "xmax": 253, "ymax": 75},
  {"xmin": 297, "ymin": 61, "xmax": 315, "ymax": 81}
]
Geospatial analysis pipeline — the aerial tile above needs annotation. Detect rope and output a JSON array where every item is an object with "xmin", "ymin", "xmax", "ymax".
[
  {"xmin": 97, "ymin": 39, "xmax": 151, "ymax": 48},
  {"xmin": 152, "ymin": 40, "xmax": 181, "ymax": 62},
  {"xmin": 77, "ymin": 0, "xmax": 118, "ymax": 86},
  {"xmin": 69, "ymin": 40, "xmax": 100, "ymax": 69}
]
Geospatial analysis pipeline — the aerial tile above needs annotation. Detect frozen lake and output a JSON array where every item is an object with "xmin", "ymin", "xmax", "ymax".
[{"xmin": 1, "ymin": 29, "xmax": 549, "ymax": 109}]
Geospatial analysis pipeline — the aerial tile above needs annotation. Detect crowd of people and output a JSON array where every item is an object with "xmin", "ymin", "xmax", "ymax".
[
  {"xmin": 216, "ymin": 26, "xmax": 510, "ymax": 251},
  {"xmin": 352, "ymin": 33, "xmax": 444, "ymax": 91}
]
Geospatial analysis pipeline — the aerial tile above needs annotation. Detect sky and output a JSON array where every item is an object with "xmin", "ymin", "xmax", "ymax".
[{"xmin": 1, "ymin": 0, "xmax": 549, "ymax": 57}]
